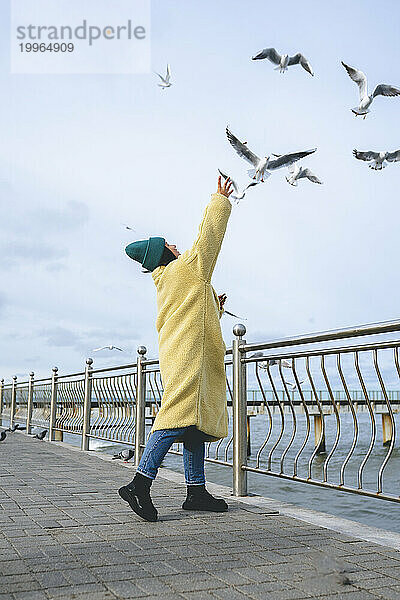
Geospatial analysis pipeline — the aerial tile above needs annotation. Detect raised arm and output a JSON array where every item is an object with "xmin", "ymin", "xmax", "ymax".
[{"xmin": 182, "ymin": 176, "xmax": 233, "ymax": 281}]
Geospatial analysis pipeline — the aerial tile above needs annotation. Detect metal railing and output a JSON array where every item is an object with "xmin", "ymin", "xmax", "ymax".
[{"xmin": 1, "ymin": 318, "xmax": 400, "ymax": 502}]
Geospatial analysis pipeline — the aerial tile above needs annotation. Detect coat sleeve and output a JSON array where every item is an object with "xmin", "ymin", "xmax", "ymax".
[{"xmin": 182, "ymin": 193, "xmax": 232, "ymax": 281}]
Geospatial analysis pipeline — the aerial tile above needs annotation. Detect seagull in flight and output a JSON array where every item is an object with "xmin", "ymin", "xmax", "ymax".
[
  {"xmin": 285, "ymin": 380, "xmax": 305, "ymax": 390},
  {"xmin": 252, "ymin": 48, "xmax": 314, "ymax": 76},
  {"xmin": 122, "ymin": 224, "xmax": 135, "ymax": 231},
  {"xmin": 353, "ymin": 149, "xmax": 400, "ymax": 170},
  {"xmin": 341, "ymin": 61, "xmax": 400, "ymax": 118},
  {"xmin": 251, "ymin": 353, "xmax": 292, "ymax": 369},
  {"xmin": 226, "ymin": 127, "xmax": 316, "ymax": 183},
  {"xmin": 286, "ymin": 164, "xmax": 323, "ymax": 186},
  {"xmin": 218, "ymin": 169, "xmax": 259, "ymax": 203},
  {"xmin": 93, "ymin": 345, "xmax": 124, "ymax": 352},
  {"xmin": 155, "ymin": 64, "xmax": 172, "ymax": 89}
]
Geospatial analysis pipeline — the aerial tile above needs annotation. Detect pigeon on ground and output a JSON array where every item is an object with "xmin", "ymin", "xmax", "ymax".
[
  {"xmin": 226, "ymin": 127, "xmax": 316, "ymax": 183},
  {"xmin": 286, "ymin": 164, "xmax": 323, "ymax": 186},
  {"xmin": 341, "ymin": 61, "xmax": 400, "ymax": 118},
  {"xmin": 353, "ymin": 149, "xmax": 400, "ymax": 170},
  {"xmin": 252, "ymin": 48, "xmax": 314, "ymax": 76},
  {"xmin": 113, "ymin": 449, "xmax": 134, "ymax": 462},
  {"xmin": 34, "ymin": 430, "xmax": 47, "ymax": 440},
  {"xmin": 218, "ymin": 169, "xmax": 259, "ymax": 203},
  {"xmin": 93, "ymin": 346, "xmax": 124, "ymax": 352},
  {"xmin": 5, "ymin": 424, "xmax": 18, "ymax": 432},
  {"xmin": 0, "ymin": 431, "xmax": 6, "ymax": 441},
  {"xmin": 155, "ymin": 64, "xmax": 172, "ymax": 89}
]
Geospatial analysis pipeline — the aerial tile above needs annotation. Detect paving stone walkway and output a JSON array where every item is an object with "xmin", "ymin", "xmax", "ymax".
[{"xmin": 2, "ymin": 433, "xmax": 400, "ymax": 600}]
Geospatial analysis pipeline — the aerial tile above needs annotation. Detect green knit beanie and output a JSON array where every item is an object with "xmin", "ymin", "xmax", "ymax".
[{"xmin": 125, "ymin": 237, "xmax": 165, "ymax": 272}]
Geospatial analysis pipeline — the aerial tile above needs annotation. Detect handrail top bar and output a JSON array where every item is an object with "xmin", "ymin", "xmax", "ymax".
[
  {"xmin": 57, "ymin": 371, "xmax": 85, "ymax": 379},
  {"xmin": 242, "ymin": 337, "xmax": 400, "ymax": 363},
  {"xmin": 91, "ymin": 363, "xmax": 137, "ymax": 374},
  {"xmin": 3, "ymin": 372, "xmax": 85, "ymax": 386},
  {"xmin": 90, "ymin": 358, "xmax": 160, "ymax": 375},
  {"xmin": 241, "ymin": 317, "xmax": 400, "ymax": 354}
]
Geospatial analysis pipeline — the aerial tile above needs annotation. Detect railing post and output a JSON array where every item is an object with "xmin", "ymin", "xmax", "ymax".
[
  {"xmin": 26, "ymin": 372, "xmax": 34, "ymax": 434},
  {"xmin": 10, "ymin": 376, "xmax": 17, "ymax": 429},
  {"xmin": 232, "ymin": 324, "xmax": 248, "ymax": 496},
  {"xmin": 0, "ymin": 378, "xmax": 4, "ymax": 426},
  {"xmin": 135, "ymin": 346, "xmax": 147, "ymax": 466},
  {"xmin": 49, "ymin": 367, "xmax": 58, "ymax": 441},
  {"xmin": 81, "ymin": 358, "xmax": 93, "ymax": 451}
]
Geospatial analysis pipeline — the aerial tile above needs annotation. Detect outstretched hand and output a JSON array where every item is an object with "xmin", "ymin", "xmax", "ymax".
[{"xmin": 217, "ymin": 175, "xmax": 233, "ymax": 198}]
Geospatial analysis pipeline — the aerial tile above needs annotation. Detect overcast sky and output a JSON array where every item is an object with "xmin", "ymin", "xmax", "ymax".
[{"xmin": 1, "ymin": 0, "xmax": 399, "ymax": 384}]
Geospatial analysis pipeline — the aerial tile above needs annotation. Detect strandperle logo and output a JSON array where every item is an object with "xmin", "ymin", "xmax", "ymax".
[
  {"xmin": 11, "ymin": 0, "xmax": 150, "ymax": 74},
  {"xmin": 15, "ymin": 20, "xmax": 146, "ymax": 46}
]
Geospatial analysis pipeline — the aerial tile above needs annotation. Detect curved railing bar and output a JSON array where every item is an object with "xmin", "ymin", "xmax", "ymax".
[
  {"xmin": 124, "ymin": 374, "xmax": 136, "ymax": 441},
  {"xmin": 119, "ymin": 375, "xmax": 132, "ymax": 441},
  {"xmin": 254, "ymin": 363, "xmax": 273, "ymax": 469},
  {"xmin": 116, "ymin": 376, "xmax": 128, "ymax": 441},
  {"xmin": 337, "ymin": 354, "xmax": 359, "ymax": 487},
  {"xmin": 223, "ymin": 370, "xmax": 234, "ymax": 462},
  {"xmin": 306, "ymin": 357, "xmax": 326, "ymax": 480},
  {"xmin": 152, "ymin": 372, "xmax": 163, "ymax": 409},
  {"xmin": 96, "ymin": 377, "xmax": 110, "ymax": 438},
  {"xmin": 124, "ymin": 375, "xmax": 136, "ymax": 442},
  {"xmin": 320, "ymin": 355, "xmax": 341, "ymax": 482},
  {"xmin": 292, "ymin": 359, "xmax": 311, "ymax": 478},
  {"xmin": 107, "ymin": 376, "xmax": 120, "ymax": 440},
  {"xmin": 90, "ymin": 378, "xmax": 105, "ymax": 436},
  {"xmin": 147, "ymin": 373, "xmax": 158, "ymax": 413},
  {"xmin": 354, "ymin": 351, "xmax": 376, "ymax": 490},
  {"xmin": 278, "ymin": 362, "xmax": 297, "ymax": 475},
  {"xmin": 375, "ymin": 349, "xmax": 396, "ymax": 494},
  {"xmin": 118, "ymin": 375, "xmax": 130, "ymax": 441},
  {"xmin": 73, "ymin": 380, "xmax": 84, "ymax": 432},
  {"xmin": 213, "ymin": 367, "xmax": 231, "ymax": 461},
  {"xmin": 265, "ymin": 361, "xmax": 285, "ymax": 471}
]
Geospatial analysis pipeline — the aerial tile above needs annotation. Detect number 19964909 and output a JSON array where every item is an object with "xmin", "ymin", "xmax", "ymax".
[{"xmin": 19, "ymin": 43, "xmax": 74, "ymax": 52}]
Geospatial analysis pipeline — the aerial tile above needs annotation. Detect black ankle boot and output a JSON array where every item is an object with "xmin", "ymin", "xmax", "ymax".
[
  {"xmin": 118, "ymin": 472, "xmax": 158, "ymax": 522},
  {"xmin": 182, "ymin": 484, "xmax": 228, "ymax": 512}
]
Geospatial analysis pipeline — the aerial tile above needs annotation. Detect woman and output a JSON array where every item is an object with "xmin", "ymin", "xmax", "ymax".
[{"xmin": 119, "ymin": 176, "xmax": 233, "ymax": 522}]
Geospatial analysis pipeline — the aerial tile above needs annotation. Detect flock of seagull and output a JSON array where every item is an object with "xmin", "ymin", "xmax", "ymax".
[{"xmin": 155, "ymin": 48, "xmax": 400, "ymax": 202}]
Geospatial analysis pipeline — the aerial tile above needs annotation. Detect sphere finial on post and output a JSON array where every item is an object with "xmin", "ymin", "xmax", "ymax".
[
  {"xmin": 86, "ymin": 358, "xmax": 93, "ymax": 366},
  {"xmin": 233, "ymin": 323, "xmax": 246, "ymax": 339},
  {"xmin": 137, "ymin": 345, "xmax": 147, "ymax": 356}
]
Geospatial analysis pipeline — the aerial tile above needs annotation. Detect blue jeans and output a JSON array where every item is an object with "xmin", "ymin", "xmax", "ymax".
[{"xmin": 137, "ymin": 427, "xmax": 205, "ymax": 485}]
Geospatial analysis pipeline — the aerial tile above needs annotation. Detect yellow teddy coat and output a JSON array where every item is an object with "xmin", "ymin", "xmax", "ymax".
[{"xmin": 151, "ymin": 192, "xmax": 232, "ymax": 441}]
